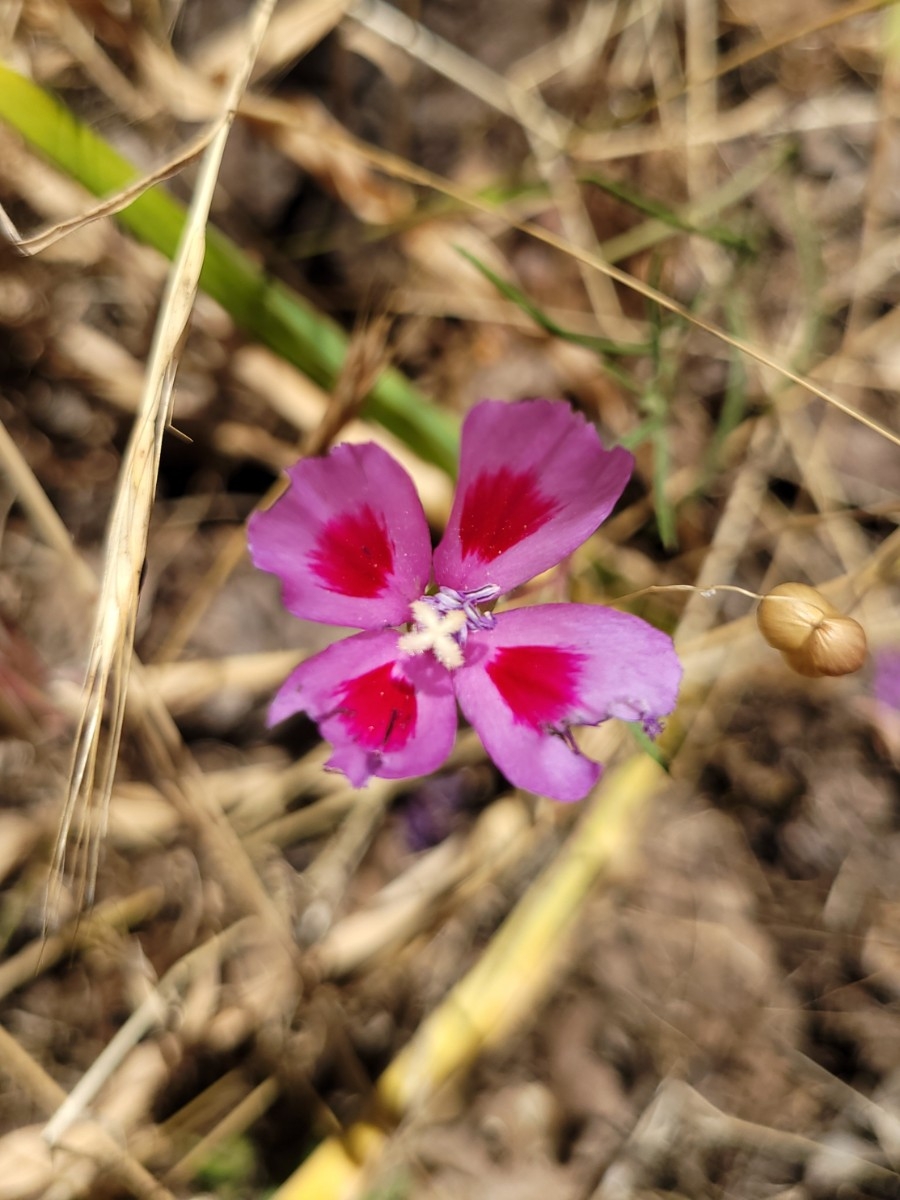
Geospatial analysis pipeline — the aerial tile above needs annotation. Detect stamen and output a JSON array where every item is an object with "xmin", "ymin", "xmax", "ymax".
[
  {"xmin": 398, "ymin": 601, "xmax": 467, "ymax": 670},
  {"xmin": 432, "ymin": 584, "xmax": 500, "ymax": 631}
]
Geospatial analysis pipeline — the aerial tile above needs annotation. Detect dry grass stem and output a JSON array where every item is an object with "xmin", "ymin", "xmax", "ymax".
[
  {"xmin": 244, "ymin": 94, "xmax": 899, "ymax": 447},
  {"xmin": 41, "ymin": 918, "xmax": 257, "ymax": 1147},
  {"xmin": 141, "ymin": 650, "xmax": 305, "ymax": 715},
  {"xmin": 166, "ymin": 1077, "xmax": 281, "ymax": 1185},
  {"xmin": 0, "ymin": 887, "xmax": 165, "ymax": 1003},
  {"xmin": 190, "ymin": 0, "xmax": 353, "ymax": 83},
  {"xmin": 0, "ymin": 1022, "xmax": 178, "ymax": 1200},
  {"xmin": 3, "ymin": 127, "xmax": 217, "ymax": 258},
  {"xmin": 55, "ymin": 0, "xmax": 278, "ymax": 915}
]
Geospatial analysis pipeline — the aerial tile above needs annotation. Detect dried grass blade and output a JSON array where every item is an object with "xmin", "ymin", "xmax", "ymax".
[
  {"xmin": 191, "ymin": 0, "xmax": 352, "ymax": 81},
  {"xmin": 0, "ymin": 1027, "xmax": 177, "ymax": 1200},
  {"xmin": 271, "ymin": 752, "xmax": 669, "ymax": 1197},
  {"xmin": 5, "ymin": 126, "xmax": 216, "ymax": 256},
  {"xmin": 712, "ymin": 0, "xmax": 895, "ymax": 85},
  {"xmin": 0, "ymin": 64, "xmax": 459, "ymax": 474},
  {"xmin": 304, "ymin": 133, "xmax": 900, "ymax": 449},
  {"xmin": 42, "ymin": 919, "xmax": 253, "ymax": 1146},
  {"xmin": 53, "ymin": 0, "xmax": 278, "ymax": 915},
  {"xmin": 347, "ymin": 0, "xmax": 570, "ymax": 146},
  {"xmin": 524, "ymin": 225, "xmax": 900, "ymax": 449}
]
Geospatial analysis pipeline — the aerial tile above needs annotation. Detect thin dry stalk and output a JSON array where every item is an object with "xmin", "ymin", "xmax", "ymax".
[
  {"xmin": 599, "ymin": 142, "xmax": 788, "ymax": 263},
  {"xmin": 594, "ymin": 1079, "xmax": 900, "ymax": 1198},
  {"xmin": 42, "ymin": 919, "xmax": 256, "ymax": 1145},
  {"xmin": 0, "ymin": 887, "xmax": 165, "ymax": 1003},
  {"xmin": 711, "ymin": 0, "xmax": 895, "ymax": 86},
  {"xmin": 0, "ymin": 398, "xmax": 275, "ymax": 923},
  {"xmin": 296, "ymin": 780, "xmax": 395, "ymax": 942},
  {"xmin": 54, "ymin": 0, "xmax": 278, "ymax": 915},
  {"xmin": 346, "ymin": 0, "xmax": 570, "ymax": 149},
  {"xmin": 165, "ymin": 1077, "xmax": 280, "ymax": 1185},
  {"xmin": 774, "ymin": 403, "xmax": 872, "ymax": 575},
  {"xmin": 0, "ymin": 420, "xmax": 91, "ymax": 584},
  {"xmin": 246, "ymin": 790, "xmax": 368, "ymax": 851},
  {"xmin": 568, "ymin": 0, "xmax": 894, "ymax": 150},
  {"xmin": 315, "ymin": 797, "xmax": 534, "ymax": 979},
  {"xmin": 153, "ymin": 316, "xmax": 406, "ymax": 664},
  {"xmin": 0, "ymin": 9, "xmax": 301, "ymax": 964},
  {"xmin": 271, "ymin": 753, "xmax": 669, "ymax": 1198},
  {"xmin": 241, "ymin": 104, "xmax": 900, "ymax": 449},
  {"xmin": 0, "ymin": 1023, "xmax": 178, "ymax": 1200},
  {"xmin": 683, "ymin": 0, "xmax": 719, "ymax": 233},
  {"xmin": 1, "ymin": 397, "xmax": 299, "ymax": 932},
  {"xmin": 675, "ymin": 292, "xmax": 900, "ymax": 647},
  {"xmin": 42, "ymin": 0, "xmax": 156, "ymax": 123},
  {"xmin": 2, "ymin": 126, "xmax": 217, "ymax": 257},
  {"xmin": 140, "ymin": 650, "xmax": 305, "ymax": 716},
  {"xmin": 507, "ymin": 0, "xmax": 633, "ymax": 89},
  {"xmin": 510, "ymin": 222, "xmax": 900, "ymax": 450},
  {"xmin": 190, "ymin": 0, "xmax": 353, "ymax": 82},
  {"xmin": 347, "ymin": 0, "xmax": 632, "ymax": 336}
]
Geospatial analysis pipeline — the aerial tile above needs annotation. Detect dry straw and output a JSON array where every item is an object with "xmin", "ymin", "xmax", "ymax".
[
  {"xmin": 52, "ymin": 0, "xmax": 279, "ymax": 915},
  {"xmin": 343, "ymin": 0, "xmax": 900, "ymax": 449},
  {"xmin": 271, "ymin": 750, "xmax": 669, "ymax": 1197}
]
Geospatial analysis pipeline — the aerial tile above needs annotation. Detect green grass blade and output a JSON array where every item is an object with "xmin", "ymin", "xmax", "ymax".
[
  {"xmin": 581, "ymin": 170, "xmax": 753, "ymax": 254},
  {"xmin": 0, "ymin": 64, "xmax": 458, "ymax": 475},
  {"xmin": 455, "ymin": 246, "xmax": 648, "ymax": 370}
]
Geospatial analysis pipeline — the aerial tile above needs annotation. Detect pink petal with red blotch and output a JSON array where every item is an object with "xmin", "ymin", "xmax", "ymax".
[
  {"xmin": 248, "ymin": 442, "xmax": 432, "ymax": 630},
  {"xmin": 269, "ymin": 630, "xmax": 458, "ymax": 787},
  {"xmin": 453, "ymin": 604, "xmax": 681, "ymax": 802},
  {"xmin": 433, "ymin": 400, "xmax": 633, "ymax": 594}
]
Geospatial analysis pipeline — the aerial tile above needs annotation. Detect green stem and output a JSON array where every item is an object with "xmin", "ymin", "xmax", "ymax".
[{"xmin": 0, "ymin": 64, "xmax": 458, "ymax": 475}]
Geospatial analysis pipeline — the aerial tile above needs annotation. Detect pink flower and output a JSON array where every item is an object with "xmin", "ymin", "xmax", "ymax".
[{"xmin": 249, "ymin": 399, "xmax": 681, "ymax": 802}]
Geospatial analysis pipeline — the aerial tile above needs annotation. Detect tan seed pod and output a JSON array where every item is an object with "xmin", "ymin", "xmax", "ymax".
[
  {"xmin": 757, "ymin": 582, "xmax": 867, "ymax": 678},
  {"xmin": 757, "ymin": 582, "xmax": 838, "ymax": 652}
]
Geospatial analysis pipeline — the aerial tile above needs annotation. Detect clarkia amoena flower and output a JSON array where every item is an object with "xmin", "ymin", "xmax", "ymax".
[{"xmin": 248, "ymin": 399, "xmax": 682, "ymax": 802}]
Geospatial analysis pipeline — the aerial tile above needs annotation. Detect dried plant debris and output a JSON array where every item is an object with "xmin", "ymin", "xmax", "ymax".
[{"xmin": 0, "ymin": 1, "xmax": 898, "ymax": 1198}]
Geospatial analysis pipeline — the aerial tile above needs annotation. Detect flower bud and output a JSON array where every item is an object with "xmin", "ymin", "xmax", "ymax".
[{"xmin": 757, "ymin": 582, "xmax": 866, "ymax": 678}]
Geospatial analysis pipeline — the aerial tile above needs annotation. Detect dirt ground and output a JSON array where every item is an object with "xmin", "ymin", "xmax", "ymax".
[{"xmin": 0, "ymin": 0, "xmax": 899, "ymax": 1197}]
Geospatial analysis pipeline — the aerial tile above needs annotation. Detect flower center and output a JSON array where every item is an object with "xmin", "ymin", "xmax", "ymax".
[
  {"xmin": 398, "ymin": 602, "xmax": 467, "ymax": 669},
  {"xmin": 397, "ymin": 584, "xmax": 500, "ymax": 670}
]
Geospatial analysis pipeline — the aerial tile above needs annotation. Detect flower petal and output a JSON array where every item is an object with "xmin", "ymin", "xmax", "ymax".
[
  {"xmin": 269, "ymin": 630, "xmax": 458, "ymax": 787},
  {"xmin": 453, "ymin": 604, "xmax": 681, "ymax": 802},
  {"xmin": 434, "ymin": 399, "xmax": 633, "ymax": 594},
  {"xmin": 248, "ymin": 442, "xmax": 432, "ymax": 629},
  {"xmin": 873, "ymin": 649, "xmax": 900, "ymax": 711}
]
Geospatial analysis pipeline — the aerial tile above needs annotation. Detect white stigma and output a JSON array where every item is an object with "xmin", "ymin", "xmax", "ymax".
[{"xmin": 398, "ymin": 601, "xmax": 467, "ymax": 670}]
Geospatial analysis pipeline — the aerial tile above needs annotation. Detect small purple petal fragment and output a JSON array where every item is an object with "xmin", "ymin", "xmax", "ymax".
[
  {"xmin": 404, "ymin": 775, "xmax": 466, "ymax": 851},
  {"xmin": 248, "ymin": 441, "xmax": 432, "ymax": 630},
  {"xmin": 453, "ymin": 603, "xmax": 681, "ymax": 802},
  {"xmin": 434, "ymin": 399, "xmax": 633, "ymax": 594},
  {"xmin": 873, "ymin": 649, "xmax": 900, "ymax": 712},
  {"xmin": 641, "ymin": 714, "xmax": 666, "ymax": 739},
  {"xmin": 269, "ymin": 630, "xmax": 458, "ymax": 788}
]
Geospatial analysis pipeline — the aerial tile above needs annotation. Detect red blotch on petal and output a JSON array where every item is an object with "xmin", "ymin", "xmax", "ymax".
[
  {"xmin": 486, "ymin": 645, "xmax": 584, "ymax": 730},
  {"xmin": 309, "ymin": 505, "xmax": 394, "ymax": 598},
  {"xmin": 458, "ymin": 468, "xmax": 560, "ymax": 563},
  {"xmin": 336, "ymin": 662, "xmax": 417, "ymax": 751}
]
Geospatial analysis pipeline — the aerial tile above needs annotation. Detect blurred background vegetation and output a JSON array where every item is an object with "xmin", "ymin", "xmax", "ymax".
[{"xmin": 0, "ymin": 0, "xmax": 899, "ymax": 1197}]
